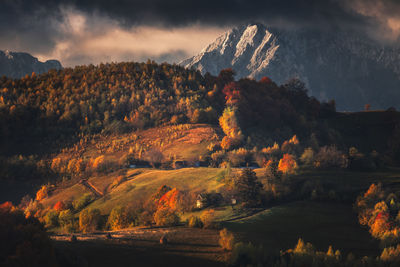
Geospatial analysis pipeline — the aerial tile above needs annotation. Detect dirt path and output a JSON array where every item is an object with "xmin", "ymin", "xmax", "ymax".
[{"xmin": 79, "ymin": 179, "xmax": 104, "ymax": 197}]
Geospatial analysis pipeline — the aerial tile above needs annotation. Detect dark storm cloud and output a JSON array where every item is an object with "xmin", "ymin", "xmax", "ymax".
[
  {"xmin": 0, "ymin": 0, "xmax": 383, "ymax": 30},
  {"xmin": 2, "ymin": 0, "xmax": 365, "ymax": 27},
  {"xmin": 61, "ymin": 0, "xmax": 363, "ymax": 29},
  {"xmin": 1, "ymin": 0, "xmax": 399, "ymax": 66}
]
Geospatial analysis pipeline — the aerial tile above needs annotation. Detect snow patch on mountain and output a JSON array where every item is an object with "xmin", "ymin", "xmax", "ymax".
[{"xmin": 181, "ymin": 23, "xmax": 400, "ymax": 110}]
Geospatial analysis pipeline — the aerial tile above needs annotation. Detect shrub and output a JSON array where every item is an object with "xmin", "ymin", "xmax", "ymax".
[
  {"xmin": 144, "ymin": 148, "xmax": 164, "ymax": 168},
  {"xmin": 44, "ymin": 210, "xmax": 59, "ymax": 228},
  {"xmin": 24, "ymin": 199, "xmax": 43, "ymax": 218},
  {"xmin": 36, "ymin": 185, "xmax": 48, "ymax": 201},
  {"xmin": 79, "ymin": 208, "xmax": 101, "ymax": 233},
  {"xmin": 188, "ymin": 215, "xmax": 203, "ymax": 228},
  {"xmin": 293, "ymin": 238, "xmax": 315, "ymax": 254},
  {"xmin": 72, "ymin": 193, "xmax": 94, "ymax": 211},
  {"xmin": 107, "ymin": 206, "xmax": 132, "ymax": 230},
  {"xmin": 153, "ymin": 207, "xmax": 180, "ymax": 226},
  {"xmin": 380, "ymin": 244, "xmax": 400, "ymax": 262},
  {"xmin": 207, "ymin": 142, "xmax": 221, "ymax": 152},
  {"xmin": 300, "ymin": 147, "xmax": 314, "ymax": 165},
  {"xmin": 200, "ymin": 209, "xmax": 215, "ymax": 229},
  {"xmin": 58, "ymin": 209, "xmax": 76, "ymax": 233},
  {"xmin": 219, "ymin": 228, "xmax": 235, "ymax": 250},
  {"xmin": 314, "ymin": 146, "xmax": 348, "ymax": 169},
  {"xmin": 254, "ymin": 153, "xmax": 268, "ymax": 168},
  {"xmin": 264, "ymin": 159, "xmax": 281, "ymax": 180},
  {"xmin": 229, "ymin": 242, "xmax": 261, "ymax": 266},
  {"xmin": 228, "ymin": 148, "xmax": 251, "ymax": 167},
  {"xmin": 210, "ymin": 150, "xmax": 226, "ymax": 166}
]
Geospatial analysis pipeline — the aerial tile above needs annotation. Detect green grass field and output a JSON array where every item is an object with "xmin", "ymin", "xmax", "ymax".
[
  {"xmin": 223, "ymin": 200, "xmax": 380, "ymax": 257},
  {"xmin": 44, "ymin": 167, "xmax": 226, "ymax": 214},
  {"xmin": 41, "ymin": 165, "xmax": 400, "ymax": 263}
]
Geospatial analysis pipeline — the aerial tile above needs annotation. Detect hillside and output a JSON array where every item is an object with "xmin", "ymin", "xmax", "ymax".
[
  {"xmin": 1, "ymin": 61, "xmax": 400, "ymax": 188},
  {"xmin": 3, "ymin": 60, "xmax": 400, "ymax": 266},
  {"xmin": 182, "ymin": 23, "xmax": 400, "ymax": 111},
  {"xmin": 42, "ymin": 167, "xmax": 226, "ymax": 215}
]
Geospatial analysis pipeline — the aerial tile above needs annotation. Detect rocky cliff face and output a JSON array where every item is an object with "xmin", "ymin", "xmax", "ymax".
[
  {"xmin": 0, "ymin": 50, "xmax": 62, "ymax": 78},
  {"xmin": 181, "ymin": 23, "xmax": 400, "ymax": 110}
]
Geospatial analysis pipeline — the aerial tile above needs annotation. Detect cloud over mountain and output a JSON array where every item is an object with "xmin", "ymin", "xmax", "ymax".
[
  {"xmin": 0, "ymin": 0, "xmax": 399, "ymax": 66},
  {"xmin": 182, "ymin": 23, "xmax": 400, "ymax": 111}
]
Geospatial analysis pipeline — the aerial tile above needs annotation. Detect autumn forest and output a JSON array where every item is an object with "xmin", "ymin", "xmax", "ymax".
[{"xmin": 1, "ymin": 60, "xmax": 400, "ymax": 267}]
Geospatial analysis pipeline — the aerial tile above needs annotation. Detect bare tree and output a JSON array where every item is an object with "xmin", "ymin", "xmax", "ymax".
[{"xmin": 144, "ymin": 148, "xmax": 164, "ymax": 168}]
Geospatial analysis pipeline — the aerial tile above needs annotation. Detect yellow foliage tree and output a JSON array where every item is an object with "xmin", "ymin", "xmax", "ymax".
[
  {"xmin": 219, "ymin": 106, "xmax": 243, "ymax": 149},
  {"xmin": 219, "ymin": 228, "xmax": 235, "ymax": 251},
  {"xmin": 200, "ymin": 209, "xmax": 215, "ymax": 229},
  {"xmin": 92, "ymin": 155, "xmax": 105, "ymax": 170}
]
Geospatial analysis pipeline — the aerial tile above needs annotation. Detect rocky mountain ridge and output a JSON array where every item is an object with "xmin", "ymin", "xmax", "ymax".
[
  {"xmin": 0, "ymin": 50, "xmax": 62, "ymax": 78},
  {"xmin": 181, "ymin": 23, "xmax": 400, "ymax": 110}
]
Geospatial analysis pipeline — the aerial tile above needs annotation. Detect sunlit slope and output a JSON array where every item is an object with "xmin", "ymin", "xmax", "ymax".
[{"xmin": 42, "ymin": 167, "xmax": 226, "ymax": 214}]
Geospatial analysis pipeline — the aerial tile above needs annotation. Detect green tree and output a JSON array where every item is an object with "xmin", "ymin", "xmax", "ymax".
[{"xmin": 233, "ymin": 168, "xmax": 263, "ymax": 207}]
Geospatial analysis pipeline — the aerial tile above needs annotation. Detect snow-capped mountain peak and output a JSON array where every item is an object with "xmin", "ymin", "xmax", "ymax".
[{"xmin": 181, "ymin": 23, "xmax": 400, "ymax": 111}]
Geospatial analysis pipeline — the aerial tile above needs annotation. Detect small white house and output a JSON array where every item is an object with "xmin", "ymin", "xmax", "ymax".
[{"xmin": 196, "ymin": 199, "xmax": 203, "ymax": 209}]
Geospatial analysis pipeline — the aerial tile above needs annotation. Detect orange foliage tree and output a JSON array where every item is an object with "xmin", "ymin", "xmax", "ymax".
[
  {"xmin": 36, "ymin": 185, "xmax": 48, "ymax": 201},
  {"xmin": 370, "ymin": 211, "xmax": 391, "ymax": 239},
  {"xmin": 278, "ymin": 154, "xmax": 298, "ymax": 174}
]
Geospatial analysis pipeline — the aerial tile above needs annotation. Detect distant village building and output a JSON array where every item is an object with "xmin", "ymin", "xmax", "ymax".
[
  {"xmin": 196, "ymin": 199, "xmax": 203, "ymax": 209},
  {"xmin": 196, "ymin": 192, "xmax": 223, "ymax": 209},
  {"xmin": 196, "ymin": 193, "xmax": 207, "ymax": 209}
]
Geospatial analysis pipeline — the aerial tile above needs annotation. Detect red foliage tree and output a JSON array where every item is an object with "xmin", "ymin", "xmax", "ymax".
[
  {"xmin": 158, "ymin": 188, "xmax": 182, "ymax": 211},
  {"xmin": 53, "ymin": 201, "xmax": 66, "ymax": 212},
  {"xmin": 259, "ymin": 76, "xmax": 272, "ymax": 84},
  {"xmin": 222, "ymin": 82, "xmax": 241, "ymax": 105}
]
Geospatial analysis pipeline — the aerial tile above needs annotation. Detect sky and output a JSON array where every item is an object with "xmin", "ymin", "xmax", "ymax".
[{"xmin": 1, "ymin": 0, "xmax": 400, "ymax": 67}]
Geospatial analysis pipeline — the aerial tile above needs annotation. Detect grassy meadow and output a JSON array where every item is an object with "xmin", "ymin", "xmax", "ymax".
[{"xmin": 223, "ymin": 201, "xmax": 380, "ymax": 257}]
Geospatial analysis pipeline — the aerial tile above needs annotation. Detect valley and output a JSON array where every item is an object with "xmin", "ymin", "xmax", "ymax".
[{"xmin": 1, "ymin": 61, "xmax": 400, "ymax": 266}]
